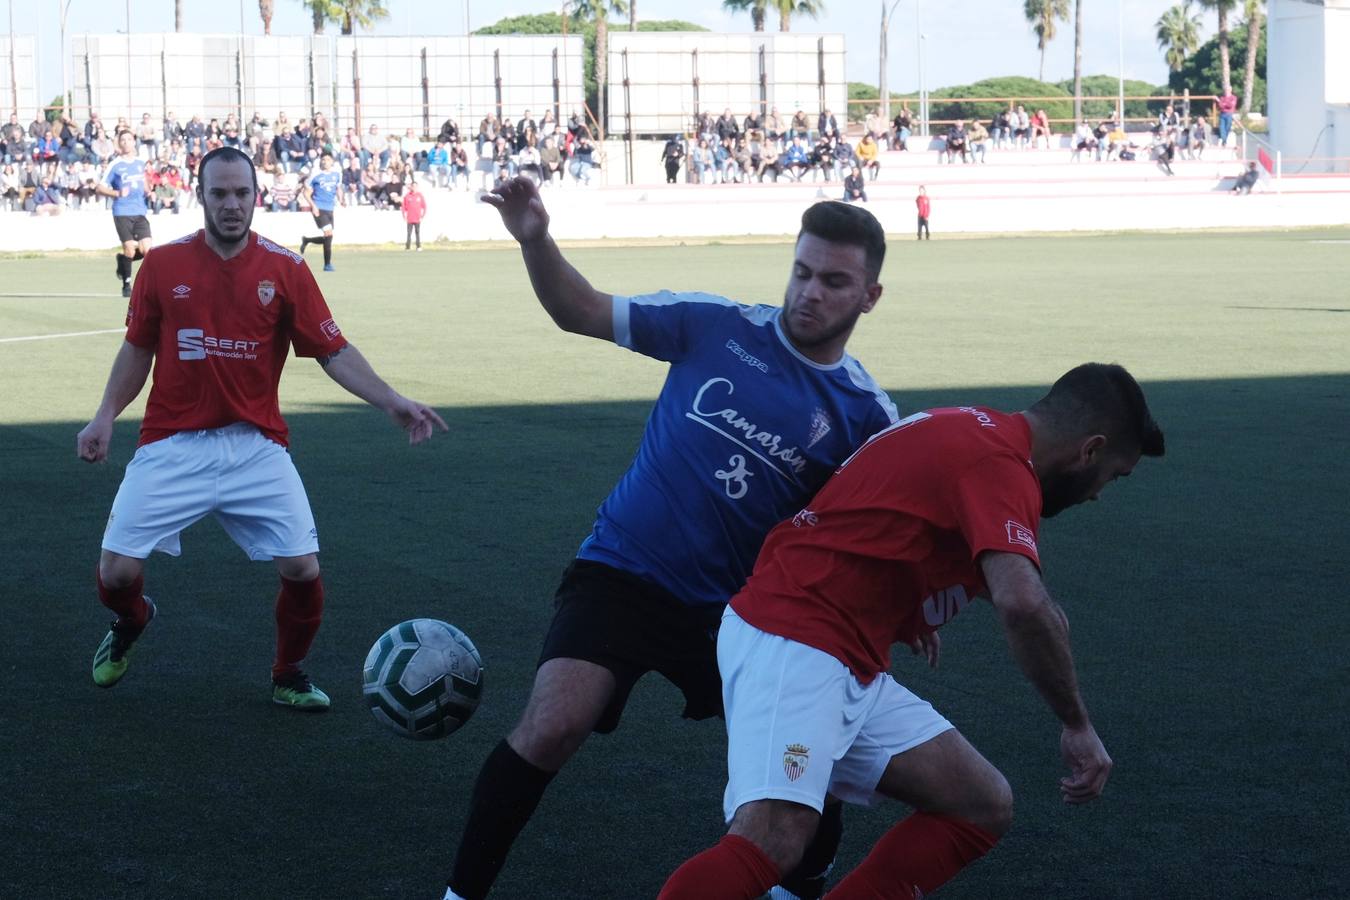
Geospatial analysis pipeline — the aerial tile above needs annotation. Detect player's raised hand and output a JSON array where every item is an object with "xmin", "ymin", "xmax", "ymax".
[
  {"xmin": 386, "ymin": 395, "xmax": 449, "ymax": 445},
  {"xmin": 1059, "ymin": 723, "xmax": 1112, "ymax": 804},
  {"xmin": 481, "ymin": 176, "xmax": 549, "ymax": 243},
  {"xmin": 77, "ymin": 417, "xmax": 113, "ymax": 463}
]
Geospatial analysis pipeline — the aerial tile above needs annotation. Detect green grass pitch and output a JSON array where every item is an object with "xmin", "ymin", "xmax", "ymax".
[{"xmin": 2, "ymin": 229, "xmax": 1347, "ymax": 898}]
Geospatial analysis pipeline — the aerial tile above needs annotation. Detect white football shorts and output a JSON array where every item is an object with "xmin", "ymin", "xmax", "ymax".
[
  {"xmin": 102, "ymin": 422, "xmax": 319, "ymax": 561},
  {"xmin": 719, "ymin": 607, "xmax": 953, "ymax": 821}
]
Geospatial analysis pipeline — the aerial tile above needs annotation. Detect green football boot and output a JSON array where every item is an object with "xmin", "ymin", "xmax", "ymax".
[
  {"xmin": 272, "ymin": 670, "xmax": 331, "ymax": 712},
  {"xmin": 92, "ymin": 597, "xmax": 157, "ymax": 688}
]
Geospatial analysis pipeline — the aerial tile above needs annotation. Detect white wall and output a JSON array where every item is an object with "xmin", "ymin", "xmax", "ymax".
[
  {"xmin": 333, "ymin": 35, "xmax": 585, "ymax": 134},
  {"xmin": 2, "ymin": 35, "xmax": 41, "ymax": 117},
  {"xmin": 607, "ymin": 32, "xmax": 847, "ymax": 136},
  {"xmin": 68, "ymin": 33, "xmax": 584, "ymax": 136},
  {"xmin": 1268, "ymin": 0, "xmax": 1350, "ymax": 172}
]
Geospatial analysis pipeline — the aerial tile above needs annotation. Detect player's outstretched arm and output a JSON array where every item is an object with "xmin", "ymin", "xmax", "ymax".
[
  {"xmin": 77, "ymin": 341, "xmax": 154, "ymax": 463},
  {"xmin": 480, "ymin": 176, "xmax": 613, "ymax": 341},
  {"xmin": 980, "ymin": 551, "xmax": 1112, "ymax": 804},
  {"xmin": 318, "ymin": 343, "xmax": 448, "ymax": 446}
]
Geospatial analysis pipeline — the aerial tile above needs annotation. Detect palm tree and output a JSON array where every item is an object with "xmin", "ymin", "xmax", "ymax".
[
  {"xmin": 568, "ymin": 0, "xmax": 629, "ymax": 141},
  {"xmin": 774, "ymin": 0, "xmax": 825, "ymax": 32},
  {"xmin": 1072, "ymin": 0, "xmax": 1083, "ymax": 123},
  {"xmin": 260, "ymin": 0, "xmax": 275, "ymax": 36},
  {"xmin": 337, "ymin": 0, "xmax": 390, "ymax": 35},
  {"xmin": 723, "ymin": 0, "xmax": 768, "ymax": 32},
  {"xmin": 1156, "ymin": 2, "xmax": 1203, "ymax": 73},
  {"xmin": 299, "ymin": 0, "xmax": 339, "ymax": 35},
  {"xmin": 629, "ymin": 0, "xmax": 637, "ymax": 32},
  {"xmin": 1024, "ymin": 0, "xmax": 1070, "ymax": 83},
  {"xmin": 1199, "ymin": 0, "xmax": 1239, "ymax": 94},
  {"xmin": 1241, "ymin": 0, "xmax": 1263, "ymax": 115}
]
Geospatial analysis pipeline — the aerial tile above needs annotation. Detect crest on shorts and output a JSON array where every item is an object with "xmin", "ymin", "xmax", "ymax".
[
  {"xmin": 783, "ymin": 743, "xmax": 810, "ymax": 782},
  {"xmin": 257, "ymin": 280, "xmax": 276, "ymax": 307}
]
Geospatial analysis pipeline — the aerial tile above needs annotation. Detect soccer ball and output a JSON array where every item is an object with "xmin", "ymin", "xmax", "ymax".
[{"xmin": 363, "ymin": 619, "xmax": 484, "ymax": 740}]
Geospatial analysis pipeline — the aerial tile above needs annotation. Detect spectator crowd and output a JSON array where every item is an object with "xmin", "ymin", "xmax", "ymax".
[{"xmin": 0, "ymin": 105, "xmax": 610, "ymax": 216}]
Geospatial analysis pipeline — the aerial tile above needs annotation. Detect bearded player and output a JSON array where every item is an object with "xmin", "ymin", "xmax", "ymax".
[{"xmin": 77, "ymin": 146, "xmax": 447, "ymax": 710}]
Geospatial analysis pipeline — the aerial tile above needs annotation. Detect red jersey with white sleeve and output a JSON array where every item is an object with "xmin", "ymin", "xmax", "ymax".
[
  {"xmin": 124, "ymin": 230, "xmax": 348, "ymax": 448},
  {"xmin": 730, "ymin": 407, "xmax": 1043, "ymax": 683}
]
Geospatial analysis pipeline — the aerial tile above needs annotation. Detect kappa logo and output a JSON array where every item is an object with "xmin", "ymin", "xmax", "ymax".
[
  {"xmin": 725, "ymin": 339, "xmax": 769, "ymax": 373},
  {"xmin": 783, "ymin": 743, "xmax": 810, "ymax": 782},
  {"xmin": 807, "ymin": 407, "xmax": 832, "ymax": 448},
  {"xmin": 1005, "ymin": 520, "xmax": 1038, "ymax": 554},
  {"xmin": 171, "ymin": 284, "xmax": 192, "ymax": 300},
  {"xmin": 257, "ymin": 280, "xmax": 276, "ymax": 307}
]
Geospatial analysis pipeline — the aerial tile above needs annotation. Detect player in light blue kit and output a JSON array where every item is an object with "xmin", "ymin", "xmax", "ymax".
[
  {"xmin": 444, "ymin": 176, "xmax": 900, "ymax": 900},
  {"xmin": 95, "ymin": 130, "xmax": 152, "ymax": 298},
  {"xmin": 299, "ymin": 153, "xmax": 344, "ymax": 272}
]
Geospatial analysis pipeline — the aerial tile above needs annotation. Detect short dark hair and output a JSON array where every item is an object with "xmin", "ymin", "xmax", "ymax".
[
  {"xmin": 798, "ymin": 200, "xmax": 887, "ymax": 284},
  {"xmin": 197, "ymin": 146, "xmax": 258, "ymax": 192},
  {"xmin": 1030, "ymin": 363, "xmax": 1165, "ymax": 458}
]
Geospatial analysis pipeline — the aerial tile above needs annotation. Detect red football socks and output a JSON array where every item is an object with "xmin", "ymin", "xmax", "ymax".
[
  {"xmin": 658, "ymin": 834, "xmax": 782, "ymax": 900},
  {"xmin": 96, "ymin": 567, "xmax": 149, "ymax": 628},
  {"xmin": 827, "ymin": 812, "xmax": 998, "ymax": 899},
  {"xmin": 272, "ymin": 574, "xmax": 324, "ymax": 680}
]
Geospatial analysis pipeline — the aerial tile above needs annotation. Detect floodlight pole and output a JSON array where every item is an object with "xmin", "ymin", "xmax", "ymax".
[
  {"xmin": 8, "ymin": 0, "xmax": 18, "ymax": 117},
  {"xmin": 1117, "ymin": 0, "xmax": 1125, "ymax": 122},
  {"xmin": 880, "ymin": 0, "xmax": 902, "ymax": 130},
  {"xmin": 916, "ymin": 0, "xmax": 927, "ymax": 137}
]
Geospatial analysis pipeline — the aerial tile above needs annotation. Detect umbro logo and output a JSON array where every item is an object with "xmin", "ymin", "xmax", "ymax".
[{"xmin": 171, "ymin": 284, "xmax": 191, "ymax": 300}]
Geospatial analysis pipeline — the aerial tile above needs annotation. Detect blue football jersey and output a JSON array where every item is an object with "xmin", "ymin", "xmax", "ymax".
[
  {"xmin": 576, "ymin": 291, "xmax": 899, "ymax": 607},
  {"xmin": 308, "ymin": 170, "xmax": 342, "ymax": 211},
  {"xmin": 102, "ymin": 157, "xmax": 148, "ymax": 217}
]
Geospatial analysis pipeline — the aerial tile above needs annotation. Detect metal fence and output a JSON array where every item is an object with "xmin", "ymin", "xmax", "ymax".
[{"xmin": 2, "ymin": 35, "xmax": 39, "ymax": 118}]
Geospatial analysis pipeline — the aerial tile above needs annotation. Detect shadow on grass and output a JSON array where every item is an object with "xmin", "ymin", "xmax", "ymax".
[{"xmin": 1, "ymin": 372, "xmax": 1347, "ymax": 899}]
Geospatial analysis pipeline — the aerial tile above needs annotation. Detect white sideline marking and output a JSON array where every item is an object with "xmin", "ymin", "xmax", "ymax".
[
  {"xmin": 1307, "ymin": 240, "xmax": 1350, "ymax": 244},
  {"xmin": 0, "ymin": 328, "xmax": 123, "ymax": 344},
  {"xmin": 0, "ymin": 292, "xmax": 121, "ymax": 298}
]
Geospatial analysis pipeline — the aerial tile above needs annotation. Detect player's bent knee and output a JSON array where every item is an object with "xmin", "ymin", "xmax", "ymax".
[
  {"xmin": 973, "ymin": 770, "xmax": 1015, "ymax": 838},
  {"xmin": 275, "ymin": 554, "xmax": 320, "ymax": 582},
  {"xmin": 511, "ymin": 699, "xmax": 598, "ymax": 767},
  {"xmin": 98, "ymin": 550, "xmax": 143, "ymax": 588},
  {"xmin": 728, "ymin": 799, "xmax": 818, "ymax": 875}
]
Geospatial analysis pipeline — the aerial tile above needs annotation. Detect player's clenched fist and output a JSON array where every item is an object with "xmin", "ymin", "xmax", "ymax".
[{"xmin": 77, "ymin": 417, "xmax": 113, "ymax": 463}]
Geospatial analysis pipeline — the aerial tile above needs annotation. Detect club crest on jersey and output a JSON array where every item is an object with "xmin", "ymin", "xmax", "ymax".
[
  {"xmin": 807, "ymin": 408, "xmax": 833, "ymax": 448},
  {"xmin": 257, "ymin": 280, "xmax": 276, "ymax": 307},
  {"xmin": 783, "ymin": 743, "xmax": 810, "ymax": 782}
]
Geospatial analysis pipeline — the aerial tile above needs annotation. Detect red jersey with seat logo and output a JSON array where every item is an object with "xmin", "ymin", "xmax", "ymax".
[
  {"xmin": 124, "ymin": 230, "xmax": 348, "ymax": 447},
  {"xmin": 730, "ymin": 407, "xmax": 1043, "ymax": 683}
]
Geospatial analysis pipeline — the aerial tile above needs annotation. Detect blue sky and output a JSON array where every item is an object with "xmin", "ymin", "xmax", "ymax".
[{"xmin": 16, "ymin": 0, "xmax": 1206, "ymax": 102}]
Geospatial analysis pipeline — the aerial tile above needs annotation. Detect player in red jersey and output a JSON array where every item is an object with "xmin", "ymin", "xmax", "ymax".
[
  {"xmin": 76, "ymin": 145, "xmax": 448, "ymax": 710},
  {"xmin": 660, "ymin": 363, "xmax": 1165, "ymax": 899}
]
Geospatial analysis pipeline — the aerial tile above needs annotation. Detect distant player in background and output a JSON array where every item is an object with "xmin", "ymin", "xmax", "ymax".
[
  {"xmin": 916, "ymin": 185, "xmax": 931, "ymax": 240},
  {"xmin": 443, "ymin": 176, "xmax": 900, "ymax": 900},
  {"xmin": 76, "ymin": 146, "xmax": 447, "ymax": 711},
  {"xmin": 402, "ymin": 180, "xmax": 426, "ymax": 251},
  {"xmin": 96, "ymin": 130, "xmax": 152, "ymax": 298},
  {"xmin": 300, "ymin": 153, "xmax": 343, "ymax": 272}
]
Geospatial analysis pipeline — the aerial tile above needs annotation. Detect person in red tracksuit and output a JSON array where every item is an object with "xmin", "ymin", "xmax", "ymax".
[
  {"xmin": 915, "ymin": 185, "xmax": 931, "ymax": 240},
  {"xmin": 403, "ymin": 180, "xmax": 427, "ymax": 251}
]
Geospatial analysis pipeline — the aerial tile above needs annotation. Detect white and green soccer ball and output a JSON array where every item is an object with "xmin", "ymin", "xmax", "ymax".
[{"xmin": 363, "ymin": 619, "xmax": 484, "ymax": 740}]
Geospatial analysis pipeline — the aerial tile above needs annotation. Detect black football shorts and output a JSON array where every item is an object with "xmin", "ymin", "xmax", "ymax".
[
  {"xmin": 114, "ymin": 215, "xmax": 152, "ymax": 243},
  {"xmin": 538, "ymin": 559, "xmax": 725, "ymax": 734}
]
